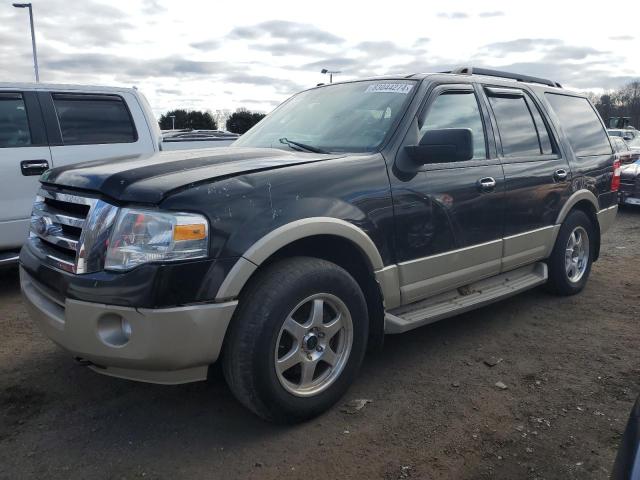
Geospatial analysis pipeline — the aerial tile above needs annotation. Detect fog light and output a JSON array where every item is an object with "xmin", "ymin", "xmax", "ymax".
[{"xmin": 97, "ymin": 313, "xmax": 131, "ymax": 347}]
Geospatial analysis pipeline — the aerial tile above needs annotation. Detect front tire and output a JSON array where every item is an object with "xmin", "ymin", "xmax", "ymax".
[
  {"xmin": 222, "ymin": 257, "xmax": 369, "ymax": 423},
  {"xmin": 545, "ymin": 209, "xmax": 596, "ymax": 296}
]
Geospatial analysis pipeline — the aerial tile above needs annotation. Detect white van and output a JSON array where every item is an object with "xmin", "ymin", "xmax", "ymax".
[{"xmin": 0, "ymin": 83, "xmax": 233, "ymax": 266}]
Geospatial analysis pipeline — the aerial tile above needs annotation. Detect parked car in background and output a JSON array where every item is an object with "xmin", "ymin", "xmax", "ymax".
[
  {"xmin": 19, "ymin": 67, "xmax": 620, "ymax": 422},
  {"xmin": 610, "ymin": 136, "xmax": 639, "ymax": 164},
  {"xmin": 619, "ymin": 158, "xmax": 640, "ymax": 207},
  {"xmin": 0, "ymin": 83, "xmax": 230, "ymax": 266},
  {"xmin": 608, "ymin": 128, "xmax": 639, "ymax": 142},
  {"xmin": 609, "ymin": 128, "xmax": 640, "ymax": 155},
  {"xmin": 162, "ymin": 129, "xmax": 239, "ymax": 150}
]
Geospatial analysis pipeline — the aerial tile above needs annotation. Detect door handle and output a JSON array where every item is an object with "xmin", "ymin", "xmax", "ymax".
[
  {"xmin": 477, "ymin": 177, "xmax": 497, "ymax": 192},
  {"xmin": 20, "ymin": 159, "xmax": 50, "ymax": 176},
  {"xmin": 553, "ymin": 169, "xmax": 569, "ymax": 181}
]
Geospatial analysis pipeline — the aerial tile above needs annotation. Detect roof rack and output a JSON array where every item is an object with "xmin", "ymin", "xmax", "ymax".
[{"xmin": 443, "ymin": 67, "xmax": 562, "ymax": 88}]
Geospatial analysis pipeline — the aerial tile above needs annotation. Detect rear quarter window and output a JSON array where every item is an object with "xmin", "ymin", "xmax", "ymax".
[{"xmin": 545, "ymin": 93, "xmax": 612, "ymax": 157}]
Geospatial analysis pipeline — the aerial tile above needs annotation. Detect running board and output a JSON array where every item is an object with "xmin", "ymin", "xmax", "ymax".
[{"xmin": 385, "ymin": 262, "xmax": 548, "ymax": 334}]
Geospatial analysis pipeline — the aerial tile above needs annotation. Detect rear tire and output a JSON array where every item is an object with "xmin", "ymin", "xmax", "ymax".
[
  {"xmin": 222, "ymin": 256, "xmax": 368, "ymax": 423},
  {"xmin": 545, "ymin": 210, "xmax": 596, "ymax": 296}
]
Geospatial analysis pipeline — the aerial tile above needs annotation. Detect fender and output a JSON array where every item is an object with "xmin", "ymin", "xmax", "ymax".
[
  {"xmin": 555, "ymin": 189, "xmax": 599, "ymax": 225},
  {"xmin": 215, "ymin": 217, "xmax": 386, "ymax": 300}
]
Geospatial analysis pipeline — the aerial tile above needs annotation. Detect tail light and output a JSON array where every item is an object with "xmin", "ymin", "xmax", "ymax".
[{"xmin": 612, "ymin": 159, "xmax": 621, "ymax": 192}]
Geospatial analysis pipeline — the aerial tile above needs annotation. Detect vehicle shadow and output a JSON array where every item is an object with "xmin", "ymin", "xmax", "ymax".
[{"xmin": 2, "ymin": 279, "xmax": 551, "ymax": 448}]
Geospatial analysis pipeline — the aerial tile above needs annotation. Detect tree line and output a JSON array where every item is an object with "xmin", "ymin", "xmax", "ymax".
[
  {"xmin": 588, "ymin": 81, "xmax": 640, "ymax": 129},
  {"xmin": 159, "ymin": 108, "xmax": 266, "ymax": 134}
]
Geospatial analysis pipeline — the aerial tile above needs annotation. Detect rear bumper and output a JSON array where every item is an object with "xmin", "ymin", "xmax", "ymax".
[{"xmin": 20, "ymin": 267, "xmax": 237, "ymax": 384}]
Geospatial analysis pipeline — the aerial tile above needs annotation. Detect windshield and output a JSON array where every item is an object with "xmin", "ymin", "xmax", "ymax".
[{"xmin": 233, "ymin": 80, "xmax": 417, "ymax": 153}]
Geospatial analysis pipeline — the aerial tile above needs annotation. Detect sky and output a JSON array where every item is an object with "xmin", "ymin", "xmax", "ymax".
[{"xmin": 1, "ymin": 0, "xmax": 639, "ymax": 119}]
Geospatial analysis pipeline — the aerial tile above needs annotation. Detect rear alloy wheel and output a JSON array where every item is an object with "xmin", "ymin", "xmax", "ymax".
[
  {"xmin": 564, "ymin": 226, "xmax": 590, "ymax": 284},
  {"xmin": 222, "ymin": 257, "xmax": 368, "ymax": 423},
  {"xmin": 546, "ymin": 209, "xmax": 595, "ymax": 296}
]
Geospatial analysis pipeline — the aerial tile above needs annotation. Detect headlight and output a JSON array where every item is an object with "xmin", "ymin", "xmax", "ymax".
[{"xmin": 104, "ymin": 208, "xmax": 209, "ymax": 271}]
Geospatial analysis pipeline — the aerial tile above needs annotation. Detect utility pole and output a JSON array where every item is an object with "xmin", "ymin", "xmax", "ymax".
[
  {"xmin": 13, "ymin": 3, "xmax": 39, "ymax": 82},
  {"xmin": 321, "ymin": 68, "xmax": 341, "ymax": 84}
]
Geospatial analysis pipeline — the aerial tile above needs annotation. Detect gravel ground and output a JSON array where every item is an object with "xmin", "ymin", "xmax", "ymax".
[{"xmin": 1, "ymin": 208, "xmax": 639, "ymax": 480}]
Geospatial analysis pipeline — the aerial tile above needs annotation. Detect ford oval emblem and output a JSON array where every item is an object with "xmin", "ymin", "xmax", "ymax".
[{"xmin": 32, "ymin": 216, "xmax": 52, "ymax": 236}]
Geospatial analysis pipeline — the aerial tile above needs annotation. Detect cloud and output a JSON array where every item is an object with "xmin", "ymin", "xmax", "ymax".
[
  {"xmin": 221, "ymin": 73, "xmax": 304, "ymax": 94},
  {"xmin": 228, "ymin": 20, "xmax": 344, "ymax": 45},
  {"xmin": 483, "ymin": 38, "xmax": 563, "ymax": 55},
  {"xmin": 250, "ymin": 42, "xmax": 328, "ymax": 57},
  {"xmin": 355, "ymin": 41, "xmax": 415, "ymax": 57},
  {"xmin": 542, "ymin": 45, "xmax": 608, "ymax": 62},
  {"xmin": 142, "ymin": 0, "xmax": 167, "ymax": 15},
  {"xmin": 437, "ymin": 12, "xmax": 469, "ymax": 19},
  {"xmin": 190, "ymin": 40, "xmax": 220, "ymax": 51},
  {"xmin": 413, "ymin": 37, "xmax": 431, "ymax": 47},
  {"xmin": 156, "ymin": 88, "xmax": 182, "ymax": 95},
  {"xmin": 479, "ymin": 11, "xmax": 505, "ymax": 17},
  {"xmin": 609, "ymin": 35, "xmax": 635, "ymax": 41},
  {"xmin": 2, "ymin": 0, "xmax": 133, "ymax": 47},
  {"xmin": 238, "ymin": 98, "xmax": 281, "ymax": 107},
  {"xmin": 483, "ymin": 61, "xmax": 634, "ymax": 89}
]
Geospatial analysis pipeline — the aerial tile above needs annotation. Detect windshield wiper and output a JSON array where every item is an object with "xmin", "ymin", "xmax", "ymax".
[{"xmin": 279, "ymin": 137, "xmax": 329, "ymax": 154}]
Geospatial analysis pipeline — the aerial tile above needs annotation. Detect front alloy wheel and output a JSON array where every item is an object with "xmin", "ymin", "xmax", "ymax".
[
  {"xmin": 275, "ymin": 294, "xmax": 353, "ymax": 397},
  {"xmin": 222, "ymin": 257, "xmax": 368, "ymax": 423}
]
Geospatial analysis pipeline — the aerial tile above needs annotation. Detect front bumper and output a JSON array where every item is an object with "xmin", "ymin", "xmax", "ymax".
[{"xmin": 20, "ymin": 267, "xmax": 237, "ymax": 384}]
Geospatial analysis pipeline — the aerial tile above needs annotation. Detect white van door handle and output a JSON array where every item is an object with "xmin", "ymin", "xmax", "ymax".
[{"xmin": 20, "ymin": 159, "xmax": 50, "ymax": 176}]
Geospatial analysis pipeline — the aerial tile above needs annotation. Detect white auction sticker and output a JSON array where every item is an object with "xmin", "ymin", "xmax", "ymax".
[{"xmin": 365, "ymin": 83, "xmax": 414, "ymax": 94}]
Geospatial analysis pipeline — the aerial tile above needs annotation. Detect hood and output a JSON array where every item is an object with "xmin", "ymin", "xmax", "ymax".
[{"xmin": 41, "ymin": 147, "xmax": 343, "ymax": 203}]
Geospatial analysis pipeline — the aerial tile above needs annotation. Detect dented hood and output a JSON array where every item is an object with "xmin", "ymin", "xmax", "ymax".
[{"xmin": 41, "ymin": 147, "xmax": 341, "ymax": 204}]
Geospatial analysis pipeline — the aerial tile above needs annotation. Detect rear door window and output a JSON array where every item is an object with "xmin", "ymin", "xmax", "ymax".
[
  {"xmin": 486, "ymin": 92, "xmax": 542, "ymax": 157},
  {"xmin": 545, "ymin": 93, "xmax": 612, "ymax": 157},
  {"xmin": 52, "ymin": 93, "xmax": 137, "ymax": 145},
  {"xmin": 0, "ymin": 93, "xmax": 31, "ymax": 148}
]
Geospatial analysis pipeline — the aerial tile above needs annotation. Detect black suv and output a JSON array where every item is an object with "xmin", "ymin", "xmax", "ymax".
[{"xmin": 20, "ymin": 67, "xmax": 619, "ymax": 422}]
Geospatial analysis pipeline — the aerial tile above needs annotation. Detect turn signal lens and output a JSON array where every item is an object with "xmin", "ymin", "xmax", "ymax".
[
  {"xmin": 174, "ymin": 224, "xmax": 207, "ymax": 241},
  {"xmin": 612, "ymin": 159, "xmax": 621, "ymax": 192}
]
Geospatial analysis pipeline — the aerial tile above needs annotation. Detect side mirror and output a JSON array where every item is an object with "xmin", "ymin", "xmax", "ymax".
[{"xmin": 404, "ymin": 128, "xmax": 473, "ymax": 165}]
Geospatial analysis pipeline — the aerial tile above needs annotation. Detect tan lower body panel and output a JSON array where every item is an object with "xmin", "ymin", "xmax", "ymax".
[
  {"xmin": 501, "ymin": 225, "xmax": 560, "ymax": 271},
  {"xmin": 397, "ymin": 240, "xmax": 503, "ymax": 304},
  {"xmin": 21, "ymin": 267, "xmax": 237, "ymax": 385}
]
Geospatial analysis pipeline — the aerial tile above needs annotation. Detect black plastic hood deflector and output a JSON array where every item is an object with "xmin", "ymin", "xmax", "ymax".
[{"xmin": 41, "ymin": 147, "xmax": 342, "ymax": 204}]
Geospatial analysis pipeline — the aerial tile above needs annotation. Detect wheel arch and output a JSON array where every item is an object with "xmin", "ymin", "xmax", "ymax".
[
  {"xmin": 216, "ymin": 218, "xmax": 390, "ymax": 350},
  {"xmin": 555, "ymin": 190, "xmax": 601, "ymax": 261}
]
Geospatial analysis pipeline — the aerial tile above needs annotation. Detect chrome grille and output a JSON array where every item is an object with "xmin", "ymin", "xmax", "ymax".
[{"xmin": 29, "ymin": 188, "xmax": 119, "ymax": 274}]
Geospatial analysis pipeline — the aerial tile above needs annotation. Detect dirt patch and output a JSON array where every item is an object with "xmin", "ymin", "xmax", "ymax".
[
  {"xmin": 0, "ymin": 385, "xmax": 48, "ymax": 441},
  {"xmin": 0, "ymin": 209, "xmax": 639, "ymax": 480}
]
